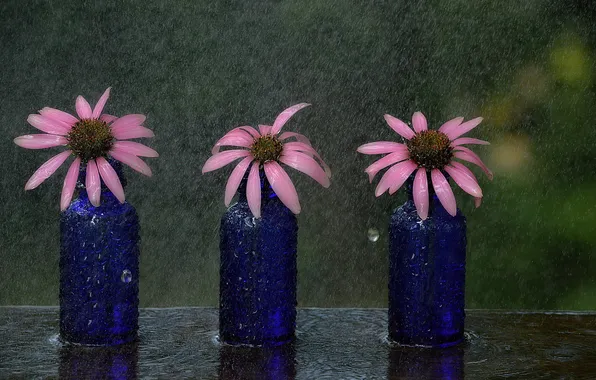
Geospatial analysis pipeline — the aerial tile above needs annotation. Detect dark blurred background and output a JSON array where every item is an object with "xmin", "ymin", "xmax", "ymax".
[{"xmin": 1, "ymin": 0, "xmax": 595, "ymax": 309}]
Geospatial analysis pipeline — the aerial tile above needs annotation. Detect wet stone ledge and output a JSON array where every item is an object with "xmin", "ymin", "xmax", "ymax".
[{"xmin": 1, "ymin": 307, "xmax": 595, "ymax": 379}]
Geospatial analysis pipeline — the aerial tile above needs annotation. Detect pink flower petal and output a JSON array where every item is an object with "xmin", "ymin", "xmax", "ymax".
[
  {"xmin": 438, "ymin": 117, "xmax": 464, "ymax": 134},
  {"xmin": 110, "ymin": 114, "xmax": 146, "ymax": 130},
  {"xmin": 100, "ymin": 114, "xmax": 118, "ymax": 123},
  {"xmin": 25, "ymin": 150, "xmax": 71, "ymax": 190},
  {"xmin": 92, "ymin": 87, "xmax": 111, "ymax": 119},
  {"xmin": 109, "ymin": 150, "xmax": 153, "ymax": 176},
  {"xmin": 375, "ymin": 159, "xmax": 417, "ymax": 197},
  {"xmin": 85, "ymin": 159, "xmax": 101, "ymax": 207},
  {"xmin": 112, "ymin": 141, "xmax": 159, "ymax": 157},
  {"xmin": 279, "ymin": 150, "xmax": 330, "ymax": 188},
  {"xmin": 212, "ymin": 131, "xmax": 254, "ymax": 154},
  {"xmin": 27, "ymin": 114, "xmax": 70, "ymax": 135},
  {"xmin": 389, "ymin": 161, "xmax": 419, "ymax": 195},
  {"xmin": 96, "ymin": 157, "xmax": 125, "ymax": 203},
  {"xmin": 279, "ymin": 131, "xmax": 312, "ymax": 146},
  {"xmin": 412, "ymin": 112, "xmax": 428, "ymax": 133},
  {"xmin": 264, "ymin": 161, "xmax": 301, "ymax": 214},
  {"xmin": 364, "ymin": 150, "xmax": 410, "ymax": 183},
  {"xmin": 453, "ymin": 146, "xmax": 493, "ymax": 180},
  {"xmin": 474, "ymin": 197, "xmax": 482, "ymax": 208},
  {"xmin": 450, "ymin": 137, "xmax": 490, "ymax": 147},
  {"xmin": 60, "ymin": 157, "xmax": 81, "ymax": 211},
  {"xmin": 75, "ymin": 96, "xmax": 92, "ymax": 119},
  {"xmin": 449, "ymin": 161, "xmax": 480, "ymax": 184},
  {"xmin": 271, "ymin": 103, "xmax": 311, "ymax": 135},
  {"xmin": 413, "ymin": 168, "xmax": 429, "ymax": 220},
  {"xmin": 431, "ymin": 169, "xmax": 457, "ymax": 217},
  {"xmin": 384, "ymin": 114, "xmax": 415, "ymax": 140},
  {"xmin": 224, "ymin": 156, "xmax": 253, "ymax": 206},
  {"xmin": 444, "ymin": 165, "xmax": 483, "ymax": 198},
  {"xmin": 357, "ymin": 141, "xmax": 408, "ymax": 155},
  {"xmin": 235, "ymin": 125, "xmax": 261, "ymax": 138},
  {"xmin": 39, "ymin": 107, "xmax": 78, "ymax": 127},
  {"xmin": 283, "ymin": 141, "xmax": 331, "ymax": 178},
  {"xmin": 111, "ymin": 126, "xmax": 155, "ymax": 140},
  {"xmin": 14, "ymin": 134, "xmax": 68, "ymax": 149},
  {"xmin": 247, "ymin": 162, "xmax": 261, "ymax": 218},
  {"xmin": 259, "ymin": 124, "xmax": 273, "ymax": 136},
  {"xmin": 202, "ymin": 149, "xmax": 251, "ymax": 173},
  {"xmin": 445, "ymin": 117, "xmax": 483, "ymax": 140}
]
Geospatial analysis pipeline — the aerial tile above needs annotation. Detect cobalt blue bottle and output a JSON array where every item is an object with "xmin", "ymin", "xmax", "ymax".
[
  {"xmin": 60, "ymin": 161, "xmax": 140, "ymax": 346},
  {"xmin": 388, "ymin": 175, "xmax": 466, "ymax": 347},
  {"xmin": 219, "ymin": 172, "xmax": 298, "ymax": 346}
]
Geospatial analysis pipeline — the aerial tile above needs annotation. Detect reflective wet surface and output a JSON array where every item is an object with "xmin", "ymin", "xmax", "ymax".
[{"xmin": 1, "ymin": 307, "xmax": 596, "ymax": 379}]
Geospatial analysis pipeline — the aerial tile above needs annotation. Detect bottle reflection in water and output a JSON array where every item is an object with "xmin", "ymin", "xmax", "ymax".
[
  {"xmin": 59, "ymin": 342, "xmax": 139, "ymax": 380},
  {"xmin": 219, "ymin": 343, "xmax": 296, "ymax": 380},
  {"xmin": 387, "ymin": 345, "xmax": 464, "ymax": 380}
]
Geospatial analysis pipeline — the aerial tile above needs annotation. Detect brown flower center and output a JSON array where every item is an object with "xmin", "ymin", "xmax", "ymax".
[
  {"xmin": 406, "ymin": 130, "xmax": 453, "ymax": 169},
  {"xmin": 250, "ymin": 134, "xmax": 284, "ymax": 163},
  {"xmin": 67, "ymin": 119, "xmax": 114, "ymax": 162}
]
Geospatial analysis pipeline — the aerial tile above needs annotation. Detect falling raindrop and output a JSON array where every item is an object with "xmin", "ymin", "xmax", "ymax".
[
  {"xmin": 367, "ymin": 228, "xmax": 380, "ymax": 242},
  {"xmin": 121, "ymin": 269, "xmax": 132, "ymax": 283}
]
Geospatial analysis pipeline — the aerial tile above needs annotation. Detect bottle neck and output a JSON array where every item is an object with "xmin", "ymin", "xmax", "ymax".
[{"xmin": 236, "ymin": 168, "xmax": 277, "ymax": 202}]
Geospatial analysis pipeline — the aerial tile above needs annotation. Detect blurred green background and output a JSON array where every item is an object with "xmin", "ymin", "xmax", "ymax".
[{"xmin": 1, "ymin": 0, "xmax": 595, "ymax": 310}]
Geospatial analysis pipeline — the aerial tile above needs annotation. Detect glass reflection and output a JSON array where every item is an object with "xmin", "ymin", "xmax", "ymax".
[
  {"xmin": 218, "ymin": 342, "xmax": 296, "ymax": 380},
  {"xmin": 59, "ymin": 341, "xmax": 138, "ymax": 380},
  {"xmin": 387, "ymin": 344, "xmax": 464, "ymax": 380}
]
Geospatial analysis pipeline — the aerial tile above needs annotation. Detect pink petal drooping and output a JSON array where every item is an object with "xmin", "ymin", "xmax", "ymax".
[
  {"xmin": 430, "ymin": 169, "xmax": 457, "ymax": 217},
  {"xmin": 413, "ymin": 168, "xmax": 429, "ymax": 220},
  {"xmin": 264, "ymin": 161, "xmax": 301, "ymax": 214},
  {"xmin": 60, "ymin": 158, "xmax": 81, "ymax": 211},
  {"xmin": 364, "ymin": 149, "xmax": 410, "ymax": 183},
  {"xmin": 85, "ymin": 159, "xmax": 101, "ymax": 207},
  {"xmin": 25, "ymin": 150, "xmax": 71, "ymax": 190},
  {"xmin": 247, "ymin": 162, "xmax": 262, "ymax": 218},
  {"xmin": 453, "ymin": 146, "xmax": 494, "ymax": 180},
  {"xmin": 112, "ymin": 141, "xmax": 159, "ymax": 157},
  {"xmin": 445, "ymin": 117, "xmax": 483, "ymax": 141},
  {"xmin": 202, "ymin": 150, "xmax": 251, "ymax": 173},
  {"xmin": 279, "ymin": 150, "xmax": 330, "ymax": 188},
  {"xmin": 224, "ymin": 156, "xmax": 253, "ymax": 206},
  {"xmin": 375, "ymin": 159, "xmax": 417, "ymax": 197},
  {"xmin": 96, "ymin": 157, "xmax": 125, "ymax": 203},
  {"xmin": 109, "ymin": 150, "xmax": 153, "ymax": 176}
]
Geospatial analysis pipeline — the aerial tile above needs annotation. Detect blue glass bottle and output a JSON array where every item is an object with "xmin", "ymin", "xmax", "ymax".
[
  {"xmin": 388, "ymin": 175, "xmax": 466, "ymax": 347},
  {"xmin": 219, "ymin": 172, "xmax": 298, "ymax": 347},
  {"xmin": 60, "ymin": 161, "xmax": 140, "ymax": 346}
]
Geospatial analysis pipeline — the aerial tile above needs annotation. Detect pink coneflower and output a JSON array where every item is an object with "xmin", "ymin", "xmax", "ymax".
[
  {"xmin": 202, "ymin": 103, "xmax": 331, "ymax": 218},
  {"xmin": 357, "ymin": 112, "xmax": 492, "ymax": 220},
  {"xmin": 14, "ymin": 88, "xmax": 158, "ymax": 211}
]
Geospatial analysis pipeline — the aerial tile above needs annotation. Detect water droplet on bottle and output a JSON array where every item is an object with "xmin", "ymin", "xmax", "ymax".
[
  {"xmin": 367, "ymin": 228, "xmax": 379, "ymax": 242},
  {"xmin": 244, "ymin": 217, "xmax": 255, "ymax": 227},
  {"xmin": 121, "ymin": 269, "xmax": 132, "ymax": 283}
]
